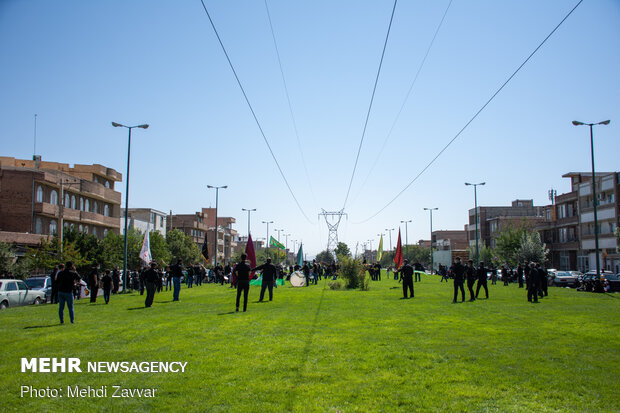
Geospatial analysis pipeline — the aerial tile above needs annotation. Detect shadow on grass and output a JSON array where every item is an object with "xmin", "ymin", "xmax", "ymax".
[
  {"xmin": 127, "ymin": 307, "xmax": 147, "ymax": 311},
  {"xmin": 216, "ymin": 311, "xmax": 236, "ymax": 316},
  {"xmin": 284, "ymin": 283, "xmax": 327, "ymax": 411},
  {"xmin": 24, "ymin": 324, "xmax": 61, "ymax": 329}
]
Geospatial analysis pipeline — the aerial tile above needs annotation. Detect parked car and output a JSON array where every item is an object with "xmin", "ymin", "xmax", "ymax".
[
  {"xmin": 603, "ymin": 273, "xmax": 620, "ymax": 292},
  {"xmin": 552, "ymin": 271, "xmax": 580, "ymax": 288},
  {"xmin": 25, "ymin": 276, "xmax": 52, "ymax": 302},
  {"xmin": 0, "ymin": 279, "xmax": 47, "ymax": 309}
]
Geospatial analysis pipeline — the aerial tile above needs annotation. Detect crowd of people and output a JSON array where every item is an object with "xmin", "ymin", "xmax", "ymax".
[{"xmin": 38, "ymin": 252, "xmax": 606, "ymax": 324}]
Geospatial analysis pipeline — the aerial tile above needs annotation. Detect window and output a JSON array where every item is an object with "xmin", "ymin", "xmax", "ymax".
[
  {"xmin": 103, "ymin": 229, "xmax": 108, "ymax": 237},
  {"xmin": 71, "ymin": 195, "xmax": 76, "ymax": 209},
  {"xmin": 35, "ymin": 218, "xmax": 42, "ymax": 234},
  {"xmin": 104, "ymin": 181, "xmax": 110, "ymax": 189},
  {"xmin": 79, "ymin": 224, "xmax": 83, "ymax": 232},
  {"xmin": 150, "ymin": 212, "xmax": 155, "ymax": 224},
  {"xmin": 80, "ymin": 198, "xmax": 84, "ymax": 211},
  {"xmin": 104, "ymin": 204, "xmax": 110, "ymax": 217},
  {"xmin": 50, "ymin": 220, "xmax": 57, "ymax": 235},
  {"xmin": 36, "ymin": 186, "xmax": 44, "ymax": 203},
  {"xmin": 5, "ymin": 281, "xmax": 17, "ymax": 291},
  {"xmin": 93, "ymin": 201, "xmax": 98, "ymax": 214},
  {"xmin": 50, "ymin": 190, "xmax": 58, "ymax": 205},
  {"xmin": 84, "ymin": 226, "xmax": 89, "ymax": 234},
  {"xmin": 85, "ymin": 199, "xmax": 90, "ymax": 212},
  {"xmin": 64, "ymin": 193, "xmax": 70, "ymax": 208},
  {"xmin": 94, "ymin": 176, "xmax": 99, "ymax": 183},
  {"xmin": 92, "ymin": 227, "xmax": 97, "ymax": 237}
]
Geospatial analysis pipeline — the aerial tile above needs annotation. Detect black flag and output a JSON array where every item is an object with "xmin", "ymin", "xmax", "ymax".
[{"xmin": 201, "ymin": 233, "xmax": 209, "ymax": 262}]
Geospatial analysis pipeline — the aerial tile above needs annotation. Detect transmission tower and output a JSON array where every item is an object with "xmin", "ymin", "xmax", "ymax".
[{"xmin": 319, "ymin": 209, "xmax": 347, "ymax": 256}]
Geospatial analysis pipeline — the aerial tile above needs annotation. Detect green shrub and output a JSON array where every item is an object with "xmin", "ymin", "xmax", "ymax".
[
  {"xmin": 336, "ymin": 257, "xmax": 367, "ymax": 290},
  {"xmin": 328, "ymin": 280, "xmax": 342, "ymax": 290}
]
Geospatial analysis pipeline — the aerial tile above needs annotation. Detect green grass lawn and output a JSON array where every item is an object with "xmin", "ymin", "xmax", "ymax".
[{"xmin": 2, "ymin": 272, "xmax": 619, "ymax": 412}]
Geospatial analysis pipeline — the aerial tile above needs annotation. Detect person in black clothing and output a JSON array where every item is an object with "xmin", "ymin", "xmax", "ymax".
[
  {"xmin": 475, "ymin": 262, "xmax": 489, "ymax": 299},
  {"xmin": 252, "ymin": 258, "xmax": 277, "ymax": 302},
  {"xmin": 56, "ymin": 261, "xmax": 81, "ymax": 324},
  {"xmin": 502, "ymin": 265, "xmax": 509, "ymax": 286},
  {"xmin": 527, "ymin": 262, "xmax": 540, "ymax": 303},
  {"xmin": 397, "ymin": 259, "xmax": 414, "ymax": 299},
  {"xmin": 517, "ymin": 264, "xmax": 524, "ymax": 288},
  {"xmin": 88, "ymin": 264, "xmax": 100, "ymax": 303},
  {"xmin": 112, "ymin": 266, "xmax": 120, "ymax": 294},
  {"xmin": 537, "ymin": 264, "xmax": 548, "ymax": 297},
  {"xmin": 143, "ymin": 262, "xmax": 159, "ymax": 308},
  {"xmin": 170, "ymin": 259, "xmax": 184, "ymax": 302},
  {"xmin": 101, "ymin": 270, "xmax": 113, "ymax": 304},
  {"xmin": 452, "ymin": 257, "xmax": 466, "ymax": 303},
  {"xmin": 302, "ymin": 262, "xmax": 310, "ymax": 287},
  {"xmin": 233, "ymin": 254, "xmax": 252, "ymax": 312},
  {"xmin": 465, "ymin": 259, "xmax": 476, "ymax": 302},
  {"xmin": 413, "ymin": 262, "xmax": 423, "ymax": 282},
  {"xmin": 50, "ymin": 265, "xmax": 60, "ymax": 304}
]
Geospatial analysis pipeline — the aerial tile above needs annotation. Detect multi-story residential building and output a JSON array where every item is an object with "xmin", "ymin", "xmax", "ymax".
[
  {"xmin": 467, "ymin": 199, "xmax": 544, "ymax": 249},
  {"xmin": 537, "ymin": 178, "xmax": 580, "ymax": 270},
  {"xmin": 0, "ymin": 156, "xmax": 122, "ymax": 242},
  {"xmin": 573, "ymin": 172, "xmax": 619, "ymax": 273},
  {"xmin": 432, "ymin": 229, "xmax": 469, "ymax": 270},
  {"xmin": 170, "ymin": 208, "xmax": 238, "ymax": 264},
  {"xmin": 120, "ymin": 208, "xmax": 167, "ymax": 236}
]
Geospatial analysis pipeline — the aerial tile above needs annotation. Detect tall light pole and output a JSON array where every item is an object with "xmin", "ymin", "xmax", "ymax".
[
  {"xmin": 284, "ymin": 233, "xmax": 291, "ymax": 264},
  {"xmin": 401, "ymin": 219, "xmax": 412, "ymax": 260},
  {"xmin": 208, "ymin": 185, "xmax": 227, "ymax": 268},
  {"xmin": 385, "ymin": 228, "xmax": 395, "ymax": 251},
  {"xmin": 242, "ymin": 208, "xmax": 256, "ymax": 236},
  {"xmin": 423, "ymin": 208, "xmax": 438, "ymax": 273},
  {"xmin": 274, "ymin": 228, "xmax": 284, "ymax": 262},
  {"xmin": 112, "ymin": 121, "xmax": 149, "ymax": 292},
  {"xmin": 262, "ymin": 220, "xmax": 273, "ymax": 259},
  {"xmin": 465, "ymin": 182, "xmax": 485, "ymax": 266},
  {"xmin": 573, "ymin": 119, "xmax": 610, "ymax": 276}
]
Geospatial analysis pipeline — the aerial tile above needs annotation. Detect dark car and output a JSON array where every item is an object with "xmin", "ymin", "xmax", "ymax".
[
  {"xmin": 603, "ymin": 273, "xmax": 620, "ymax": 292},
  {"xmin": 25, "ymin": 276, "xmax": 52, "ymax": 302}
]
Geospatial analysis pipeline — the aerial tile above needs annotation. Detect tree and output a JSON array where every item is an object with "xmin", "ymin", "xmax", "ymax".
[
  {"xmin": 315, "ymin": 250, "xmax": 335, "ymax": 265},
  {"xmin": 494, "ymin": 223, "xmax": 527, "ymax": 266},
  {"xmin": 334, "ymin": 242, "xmax": 351, "ymax": 259},
  {"xmin": 404, "ymin": 245, "xmax": 431, "ymax": 267},
  {"xmin": 0, "ymin": 242, "xmax": 15, "ymax": 275},
  {"xmin": 149, "ymin": 231, "xmax": 171, "ymax": 266},
  {"xmin": 166, "ymin": 229, "xmax": 201, "ymax": 265},
  {"xmin": 516, "ymin": 231, "xmax": 549, "ymax": 265}
]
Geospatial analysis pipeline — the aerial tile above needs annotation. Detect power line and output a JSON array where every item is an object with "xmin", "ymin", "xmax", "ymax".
[
  {"xmin": 263, "ymin": 0, "xmax": 318, "ymax": 209},
  {"xmin": 342, "ymin": 0, "xmax": 399, "ymax": 210},
  {"xmin": 356, "ymin": 0, "xmax": 584, "ymax": 224},
  {"xmin": 198, "ymin": 0, "xmax": 313, "ymax": 224},
  {"xmin": 349, "ymin": 0, "xmax": 453, "ymax": 207}
]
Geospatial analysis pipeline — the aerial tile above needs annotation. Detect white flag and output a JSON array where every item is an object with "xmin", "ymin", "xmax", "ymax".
[{"xmin": 139, "ymin": 223, "xmax": 152, "ymax": 265}]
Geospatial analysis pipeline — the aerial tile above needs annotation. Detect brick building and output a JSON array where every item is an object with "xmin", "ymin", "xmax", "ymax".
[
  {"xmin": 467, "ymin": 199, "xmax": 545, "ymax": 250},
  {"xmin": 0, "ymin": 156, "xmax": 122, "ymax": 242},
  {"xmin": 170, "ymin": 208, "xmax": 238, "ymax": 264}
]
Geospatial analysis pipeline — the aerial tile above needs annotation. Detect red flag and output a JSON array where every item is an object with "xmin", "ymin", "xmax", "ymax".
[
  {"xmin": 393, "ymin": 229, "xmax": 403, "ymax": 269},
  {"xmin": 245, "ymin": 233, "xmax": 257, "ymax": 278}
]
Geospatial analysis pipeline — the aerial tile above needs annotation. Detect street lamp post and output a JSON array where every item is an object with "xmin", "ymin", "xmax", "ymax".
[
  {"xmin": 274, "ymin": 228, "xmax": 284, "ymax": 262},
  {"xmin": 208, "ymin": 185, "xmax": 227, "ymax": 269},
  {"xmin": 573, "ymin": 119, "xmax": 610, "ymax": 276},
  {"xmin": 262, "ymin": 220, "xmax": 273, "ymax": 259},
  {"xmin": 423, "ymin": 208, "xmax": 438, "ymax": 273},
  {"xmin": 401, "ymin": 219, "xmax": 412, "ymax": 260},
  {"xmin": 242, "ymin": 208, "xmax": 256, "ymax": 236},
  {"xmin": 385, "ymin": 228, "xmax": 395, "ymax": 251},
  {"xmin": 112, "ymin": 121, "xmax": 149, "ymax": 292},
  {"xmin": 284, "ymin": 233, "xmax": 291, "ymax": 264},
  {"xmin": 465, "ymin": 182, "xmax": 485, "ymax": 266}
]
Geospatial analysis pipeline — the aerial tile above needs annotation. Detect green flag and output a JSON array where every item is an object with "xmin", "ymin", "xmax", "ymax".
[
  {"xmin": 377, "ymin": 235, "xmax": 383, "ymax": 262},
  {"xmin": 296, "ymin": 243, "xmax": 304, "ymax": 267},
  {"xmin": 269, "ymin": 236, "xmax": 285, "ymax": 250}
]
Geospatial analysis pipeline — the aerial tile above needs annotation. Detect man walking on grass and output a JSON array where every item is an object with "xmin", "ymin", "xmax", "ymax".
[
  {"xmin": 234, "ymin": 254, "xmax": 252, "ymax": 312},
  {"xmin": 252, "ymin": 258, "xmax": 277, "ymax": 302},
  {"xmin": 476, "ymin": 262, "xmax": 489, "ymax": 299},
  {"xmin": 144, "ymin": 262, "xmax": 159, "ymax": 308},
  {"xmin": 57, "ymin": 261, "xmax": 81, "ymax": 324},
  {"xmin": 452, "ymin": 257, "xmax": 466, "ymax": 303},
  {"xmin": 397, "ymin": 259, "xmax": 414, "ymax": 299},
  {"xmin": 465, "ymin": 259, "xmax": 476, "ymax": 302}
]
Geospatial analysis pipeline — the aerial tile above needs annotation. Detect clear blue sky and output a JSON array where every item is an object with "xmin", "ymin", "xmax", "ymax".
[{"xmin": 1, "ymin": 0, "xmax": 618, "ymax": 256}]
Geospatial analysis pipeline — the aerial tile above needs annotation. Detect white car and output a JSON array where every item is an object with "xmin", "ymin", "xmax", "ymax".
[{"xmin": 0, "ymin": 279, "xmax": 47, "ymax": 309}]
